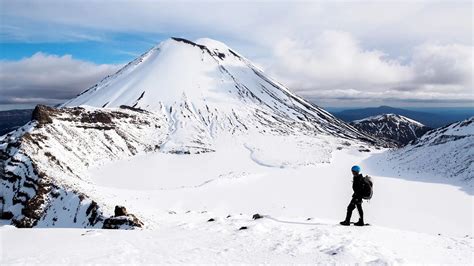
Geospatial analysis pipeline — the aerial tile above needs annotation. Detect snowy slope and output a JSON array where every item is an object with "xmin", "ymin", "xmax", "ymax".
[
  {"xmin": 1, "ymin": 220, "xmax": 472, "ymax": 264},
  {"xmin": 1, "ymin": 145, "xmax": 472, "ymax": 264},
  {"xmin": 62, "ymin": 37, "xmax": 378, "ymax": 152},
  {"xmin": 365, "ymin": 117, "xmax": 474, "ymax": 183},
  {"xmin": 351, "ymin": 113, "xmax": 431, "ymax": 147}
]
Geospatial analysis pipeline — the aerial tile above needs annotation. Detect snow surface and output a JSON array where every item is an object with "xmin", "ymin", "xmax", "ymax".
[
  {"xmin": 1, "ymin": 38, "xmax": 473, "ymax": 264},
  {"xmin": 1, "ymin": 143, "xmax": 472, "ymax": 264},
  {"xmin": 1, "ymin": 220, "xmax": 472, "ymax": 264},
  {"xmin": 374, "ymin": 117, "xmax": 474, "ymax": 183}
]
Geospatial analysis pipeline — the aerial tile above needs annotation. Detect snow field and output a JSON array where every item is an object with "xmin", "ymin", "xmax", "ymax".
[{"xmin": 1, "ymin": 212, "xmax": 472, "ymax": 264}]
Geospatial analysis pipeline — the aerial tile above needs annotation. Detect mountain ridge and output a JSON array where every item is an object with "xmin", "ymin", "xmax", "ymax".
[
  {"xmin": 332, "ymin": 106, "xmax": 471, "ymax": 128},
  {"xmin": 350, "ymin": 113, "xmax": 431, "ymax": 147}
]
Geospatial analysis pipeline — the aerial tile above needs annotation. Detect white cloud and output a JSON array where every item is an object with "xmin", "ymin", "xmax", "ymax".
[
  {"xmin": 0, "ymin": 53, "xmax": 121, "ymax": 105},
  {"xmin": 268, "ymin": 31, "xmax": 413, "ymax": 90},
  {"xmin": 412, "ymin": 43, "xmax": 473, "ymax": 86},
  {"xmin": 264, "ymin": 31, "xmax": 472, "ymax": 105},
  {"xmin": 0, "ymin": 1, "xmax": 472, "ymax": 107}
]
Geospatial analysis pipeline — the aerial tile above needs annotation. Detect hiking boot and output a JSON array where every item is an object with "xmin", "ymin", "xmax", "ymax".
[
  {"xmin": 354, "ymin": 220, "xmax": 365, "ymax": 226},
  {"xmin": 339, "ymin": 220, "xmax": 351, "ymax": 226}
]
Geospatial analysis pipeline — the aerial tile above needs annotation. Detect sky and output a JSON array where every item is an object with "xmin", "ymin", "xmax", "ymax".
[{"xmin": 0, "ymin": 0, "xmax": 472, "ymax": 110}]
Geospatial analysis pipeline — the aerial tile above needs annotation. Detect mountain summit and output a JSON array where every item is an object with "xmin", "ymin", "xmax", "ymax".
[
  {"xmin": 351, "ymin": 114, "xmax": 431, "ymax": 147},
  {"xmin": 62, "ymin": 37, "xmax": 377, "ymax": 152}
]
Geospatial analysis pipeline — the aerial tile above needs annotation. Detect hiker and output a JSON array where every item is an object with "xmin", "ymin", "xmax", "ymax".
[{"xmin": 340, "ymin": 165, "xmax": 372, "ymax": 226}]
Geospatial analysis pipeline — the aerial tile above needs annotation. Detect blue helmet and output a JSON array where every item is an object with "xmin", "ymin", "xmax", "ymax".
[{"xmin": 351, "ymin": 165, "xmax": 361, "ymax": 173}]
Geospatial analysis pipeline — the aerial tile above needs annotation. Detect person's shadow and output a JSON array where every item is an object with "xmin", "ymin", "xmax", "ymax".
[{"xmin": 262, "ymin": 215, "xmax": 334, "ymax": 226}]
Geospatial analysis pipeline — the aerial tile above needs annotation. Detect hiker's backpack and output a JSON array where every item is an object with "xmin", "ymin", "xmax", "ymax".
[{"xmin": 360, "ymin": 175, "xmax": 373, "ymax": 200}]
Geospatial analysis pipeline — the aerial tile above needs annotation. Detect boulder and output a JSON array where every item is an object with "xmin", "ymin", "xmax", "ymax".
[
  {"xmin": 102, "ymin": 214, "xmax": 143, "ymax": 229},
  {"xmin": 31, "ymin": 105, "xmax": 57, "ymax": 125},
  {"xmin": 102, "ymin": 205, "xmax": 143, "ymax": 229},
  {"xmin": 114, "ymin": 206, "xmax": 128, "ymax": 216}
]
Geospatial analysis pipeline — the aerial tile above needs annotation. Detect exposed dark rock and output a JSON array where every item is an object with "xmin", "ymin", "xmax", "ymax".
[
  {"xmin": 76, "ymin": 125, "xmax": 114, "ymax": 130},
  {"xmin": 86, "ymin": 201, "xmax": 101, "ymax": 226},
  {"xmin": 80, "ymin": 112, "xmax": 112, "ymax": 124},
  {"xmin": 207, "ymin": 218, "xmax": 215, "ymax": 222},
  {"xmin": 216, "ymin": 52, "xmax": 225, "ymax": 60},
  {"xmin": 252, "ymin": 213, "xmax": 264, "ymax": 220},
  {"xmin": 0, "ymin": 211, "xmax": 14, "ymax": 220},
  {"xmin": 132, "ymin": 91, "xmax": 146, "ymax": 108},
  {"xmin": 102, "ymin": 213, "xmax": 144, "ymax": 229},
  {"xmin": 19, "ymin": 177, "xmax": 51, "ymax": 227},
  {"xmin": 114, "ymin": 205, "xmax": 128, "ymax": 216},
  {"xmin": 171, "ymin": 37, "xmax": 207, "ymax": 50},
  {"xmin": 239, "ymin": 226, "xmax": 248, "ymax": 230},
  {"xmin": 31, "ymin": 105, "xmax": 57, "ymax": 125},
  {"xmin": 120, "ymin": 105, "xmax": 149, "ymax": 113},
  {"xmin": 228, "ymin": 49, "xmax": 241, "ymax": 59}
]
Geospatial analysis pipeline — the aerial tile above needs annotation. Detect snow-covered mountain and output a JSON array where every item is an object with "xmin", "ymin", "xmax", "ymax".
[
  {"xmin": 62, "ymin": 37, "xmax": 378, "ymax": 152},
  {"xmin": 0, "ymin": 37, "xmax": 379, "ymax": 228},
  {"xmin": 382, "ymin": 117, "xmax": 473, "ymax": 181},
  {"xmin": 351, "ymin": 114, "xmax": 431, "ymax": 147}
]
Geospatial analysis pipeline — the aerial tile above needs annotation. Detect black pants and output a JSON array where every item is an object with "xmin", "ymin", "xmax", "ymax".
[{"xmin": 345, "ymin": 196, "xmax": 363, "ymax": 222}]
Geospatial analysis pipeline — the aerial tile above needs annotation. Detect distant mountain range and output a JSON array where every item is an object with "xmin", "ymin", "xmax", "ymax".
[
  {"xmin": 0, "ymin": 109, "xmax": 33, "ymax": 135},
  {"xmin": 350, "ymin": 114, "xmax": 431, "ymax": 147},
  {"xmin": 331, "ymin": 106, "xmax": 473, "ymax": 128}
]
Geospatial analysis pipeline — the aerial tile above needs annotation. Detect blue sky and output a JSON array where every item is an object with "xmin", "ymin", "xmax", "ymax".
[
  {"xmin": 0, "ymin": 32, "xmax": 167, "ymax": 64},
  {"xmin": 0, "ymin": 1, "xmax": 472, "ymax": 109}
]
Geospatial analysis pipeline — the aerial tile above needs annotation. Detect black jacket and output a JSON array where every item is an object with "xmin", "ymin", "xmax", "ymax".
[{"xmin": 352, "ymin": 173, "xmax": 365, "ymax": 198}]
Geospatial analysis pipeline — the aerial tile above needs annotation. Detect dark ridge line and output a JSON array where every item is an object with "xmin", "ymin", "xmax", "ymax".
[
  {"xmin": 119, "ymin": 105, "xmax": 149, "ymax": 113},
  {"xmin": 171, "ymin": 37, "xmax": 207, "ymax": 50},
  {"xmin": 132, "ymin": 91, "xmax": 146, "ymax": 108},
  {"xmin": 228, "ymin": 49, "xmax": 241, "ymax": 59}
]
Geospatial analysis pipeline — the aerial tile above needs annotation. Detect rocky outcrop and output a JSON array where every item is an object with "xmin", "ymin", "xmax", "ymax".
[
  {"xmin": 102, "ymin": 206, "xmax": 144, "ymax": 229},
  {"xmin": 0, "ymin": 105, "xmax": 167, "ymax": 228},
  {"xmin": 31, "ymin": 105, "xmax": 55, "ymax": 125}
]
